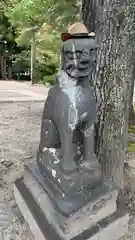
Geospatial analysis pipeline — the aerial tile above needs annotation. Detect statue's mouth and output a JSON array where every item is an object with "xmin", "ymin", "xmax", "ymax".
[
  {"xmin": 78, "ymin": 62, "xmax": 91, "ymax": 70},
  {"xmin": 66, "ymin": 68, "xmax": 93, "ymax": 79},
  {"xmin": 65, "ymin": 61, "xmax": 96, "ymax": 78}
]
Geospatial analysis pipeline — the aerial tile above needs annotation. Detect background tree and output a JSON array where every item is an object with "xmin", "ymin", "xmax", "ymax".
[
  {"xmin": 127, "ymin": 2, "xmax": 135, "ymax": 122},
  {"xmin": 0, "ymin": 4, "xmax": 17, "ymax": 80},
  {"xmin": 5, "ymin": 0, "xmax": 78, "ymax": 83},
  {"xmin": 0, "ymin": 0, "xmax": 29, "ymax": 80}
]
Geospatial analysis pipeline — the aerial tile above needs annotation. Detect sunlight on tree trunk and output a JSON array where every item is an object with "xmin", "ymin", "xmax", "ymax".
[{"xmin": 77, "ymin": 0, "xmax": 82, "ymax": 20}]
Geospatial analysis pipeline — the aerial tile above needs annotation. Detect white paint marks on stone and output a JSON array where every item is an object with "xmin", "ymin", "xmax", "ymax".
[
  {"xmin": 84, "ymin": 124, "xmax": 94, "ymax": 137},
  {"xmin": 43, "ymin": 147, "xmax": 47, "ymax": 152},
  {"xmin": 72, "ymin": 43, "xmax": 77, "ymax": 67},
  {"xmin": 54, "ymin": 158, "xmax": 60, "ymax": 164},
  {"xmin": 49, "ymin": 148, "xmax": 60, "ymax": 164},
  {"xmin": 52, "ymin": 169, "xmax": 56, "ymax": 178},
  {"xmin": 77, "ymin": 150, "xmax": 81, "ymax": 154},
  {"xmin": 49, "ymin": 148, "xmax": 57, "ymax": 155},
  {"xmin": 80, "ymin": 112, "xmax": 88, "ymax": 121},
  {"xmin": 88, "ymin": 32, "xmax": 96, "ymax": 37},
  {"xmin": 58, "ymin": 178, "xmax": 60, "ymax": 183},
  {"xmin": 47, "ymin": 166, "xmax": 51, "ymax": 171}
]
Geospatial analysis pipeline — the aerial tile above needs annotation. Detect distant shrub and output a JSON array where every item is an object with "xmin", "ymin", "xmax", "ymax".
[
  {"xmin": 34, "ymin": 55, "xmax": 58, "ymax": 85},
  {"xmin": 40, "ymin": 74, "xmax": 56, "ymax": 85}
]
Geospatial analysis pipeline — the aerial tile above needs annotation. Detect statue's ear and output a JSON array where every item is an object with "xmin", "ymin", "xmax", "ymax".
[{"xmin": 88, "ymin": 32, "xmax": 96, "ymax": 37}]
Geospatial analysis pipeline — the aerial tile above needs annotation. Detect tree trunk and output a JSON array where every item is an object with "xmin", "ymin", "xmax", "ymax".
[
  {"xmin": 82, "ymin": 0, "xmax": 130, "ymax": 186},
  {"xmin": 127, "ymin": 3, "xmax": 135, "ymax": 122},
  {"xmin": 128, "ymin": 57, "xmax": 135, "ymax": 122},
  {"xmin": 76, "ymin": 0, "xmax": 82, "ymax": 20},
  {"xmin": 1, "ymin": 56, "xmax": 6, "ymax": 80},
  {"xmin": 8, "ymin": 64, "xmax": 12, "ymax": 80}
]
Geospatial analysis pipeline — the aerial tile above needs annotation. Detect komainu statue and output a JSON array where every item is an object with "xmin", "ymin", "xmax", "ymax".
[
  {"xmin": 14, "ymin": 23, "xmax": 128, "ymax": 240},
  {"xmin": 36, "ymin": 23, "xmax": 109, "ymax": 216}
]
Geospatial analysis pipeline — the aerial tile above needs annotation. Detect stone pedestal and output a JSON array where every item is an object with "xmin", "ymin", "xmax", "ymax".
[{"xmin": 14, "ymin": 162, "xmax": 129, "ymax": 240}]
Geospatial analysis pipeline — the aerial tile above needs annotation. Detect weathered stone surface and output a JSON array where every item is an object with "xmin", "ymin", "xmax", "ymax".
[
  {"xmin": 27, "ymin": 160, "xmax": 116, "ymax": 217},
  {"xmin": 14, "ymin": 173, "xmax": 129, "ymax": 240},
  {"xmin": 89, "ymin": 214, "xmax": 129, "ymax": 240},
  {"xmin": 36, "ymin": 24, "xmax": 117, "ymax": 216},
  {"xmin": 12, "ymin": 23, "xmax": 129, "ymax": 240},
  {"xmin": 14, "ymin": 184, "xmax": 45, "ymax": 240},
  {"xmin": 0, "ymin": 202, "xmax": 11, "ymax": 231},
  {"xmin": 0, "ymin": 202, "xmax": 11, "ymax": 240},
  {"xmin": 24, "ymin": 163, "xmax": 117, "ymax": 238}
]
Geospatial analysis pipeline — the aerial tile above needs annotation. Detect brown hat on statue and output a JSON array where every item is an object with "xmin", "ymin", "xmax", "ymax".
[{"xmin": 61, "ymin": 22, "xmax": 96, "ymax": 42}]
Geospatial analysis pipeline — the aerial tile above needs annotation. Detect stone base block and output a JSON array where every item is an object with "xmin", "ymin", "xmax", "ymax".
[
  {"xmin": 29, "ymin": 160, "xmax": 116, "ymax": 217},
  {"xmin": 14, "ymin": 170, "xmax": 129, "ymax": 240}
]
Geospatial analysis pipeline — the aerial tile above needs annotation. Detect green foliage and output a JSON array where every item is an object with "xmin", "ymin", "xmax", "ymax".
[
  {"xmin": 0, "ymin": 11, "xmax": 15, "ymax": 42},
  {"xmin": 35, "ymin": 31, "xmax": 60, "ymax": 84},
  {"xmin": 34, "ymin": 54, "xmax": 58, "ymax": 84},
  {"xmin": 128, "ymin": 124, "xmax": 135, "ymax": 134},
  {"xmin": 3, "ymin": 0, "xmax": 79, "ymax": 84},
  {"xmin": 15, "ymin": 29, "xmax": 33, "ymax": 46},
  {"xmin": 128, "ymin": 142, "xmax": 135, "ymax": 152},
  {"xmin": 40, "ymin": 74, "xmax": 56, "ymax": 85},
  {"xmin": 6, "ymin": 0, "xmax": 78, "ymax": 30},
  {"xmin": 128, "ymin": 124, "xmax": 135, "ymax": 152},
  {"xmin": 12, "ymin": 50, "xmax": 30, "ymax": 72},
  {"xmin": 11, "ymin": 47, "xmax": 58, "ymax": 84}
]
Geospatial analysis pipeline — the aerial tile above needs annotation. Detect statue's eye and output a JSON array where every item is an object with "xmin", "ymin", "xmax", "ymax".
[
  {"xmin": 82, "ymin": 49, "xmax": 89, "ymax": 56},
  {"xmin": 75, "ymin": 51, "xmax": 82, "ymax": 58},
  {"xmin": 90, "ymin": 48, "xmax": 94, "ymax": 52},
  {"xmin": 65, "ymin": 51, "xmax": 73, "ymax": 59},
  {"xmin": 89, "ymin": 48, "xmax": 97, "ymax": 54}
]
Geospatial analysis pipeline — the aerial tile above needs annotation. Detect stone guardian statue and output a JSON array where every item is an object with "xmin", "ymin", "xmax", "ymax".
[{"xmin": 36, "ymin": 23, "xmax": 110, "ymax": 216}]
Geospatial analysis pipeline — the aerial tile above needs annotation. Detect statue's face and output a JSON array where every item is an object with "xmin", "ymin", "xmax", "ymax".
[{"xmin": 61, "ymin": 38, "xmax": 98, "ymax": 79}]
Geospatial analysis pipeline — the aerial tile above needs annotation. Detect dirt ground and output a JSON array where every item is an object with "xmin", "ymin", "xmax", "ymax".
[
  {"xmin": 0, "ymin": 95, "xmax": 135, "ymax": 238},
  {"xmin": 0, "ymin": 102, "xmax": 44, "ymax": 239}
]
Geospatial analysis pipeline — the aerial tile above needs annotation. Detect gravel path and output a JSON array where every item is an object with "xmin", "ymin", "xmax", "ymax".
[
  {"xmin": 0, "ymin": 102, "xmax": 44, "ymax": 239},
  {"xmin": 0, "ymin": 94, "xmax": 134, "ymax": 239}
]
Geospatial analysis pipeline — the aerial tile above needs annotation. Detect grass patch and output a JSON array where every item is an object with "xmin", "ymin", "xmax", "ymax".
[
  {"xmin": 128, "ymin": 123, "xmax": 135, "ymax": 152},
  {"xmin": 128, "ymin": 142, "xmax": 135, "ymax": 152},
  {"xmin": 128, "ymin": 124, "xmax": 135, "ymax": 134}
]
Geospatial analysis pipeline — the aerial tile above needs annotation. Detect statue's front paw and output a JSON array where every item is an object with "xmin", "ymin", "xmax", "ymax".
[{"xmin": 61, "ymin": 160, "xmax": 77, "ymax": 174}]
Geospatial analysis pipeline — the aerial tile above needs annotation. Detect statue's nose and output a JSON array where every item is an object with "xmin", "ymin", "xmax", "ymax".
[
  {"xmin": 80, "ymin": 50, "xmax": 90, "ymax": 63},
  {"xmin": 83, "ymin": 49, "xmax": 89, "ymax": 56}
]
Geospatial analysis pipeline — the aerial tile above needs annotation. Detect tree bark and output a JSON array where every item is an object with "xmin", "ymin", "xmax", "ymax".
[
  {"xmin": 127, "ymin": 2, "xmax": 135, "ymax": 122},
  {"xmin": 76, "ymin": 0, "xmax": 82, "ymax": 20},
  {"xmin": 82, "ymin": 0, "xmax": 130, "ymax": 186},
  {"xmin": 1, "ymin": 56, "xmax": 6, "ymax": 80},
  {"xmin": 82, "ymin": 0, "xmax": 96, "ymax": 32},
  {"xmin": 128, "ymin": 57, "xmax": 135, "ymax": 122},
  {"xmin": 8, "ymin": 64, "xmax": 12, "ymax": 80}
]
